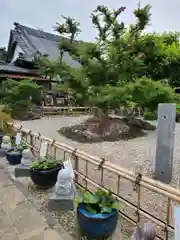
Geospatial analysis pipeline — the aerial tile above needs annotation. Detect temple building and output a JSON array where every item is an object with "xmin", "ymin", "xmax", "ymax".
[{"xmin": 0, "ymin": 22, "xmax": 79, "ymax": 105}]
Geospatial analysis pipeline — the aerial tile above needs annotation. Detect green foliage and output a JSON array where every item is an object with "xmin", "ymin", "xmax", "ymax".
[
  {"xmin": 0, "ymin": 111, "xmax": 12, "ymax": 135},
  {"xmin": 177, "ymin": 104, "xmax": 180, "ymax": 113},
  {"xmin": 55, "ymin": 16, "xmax": 81, "ymax": 42},
  {"xmin": 125, "ymin": 77, "xmax": 175, "ymax": 112},
  {"xmin": 143, "ymin": 111, "xmax": 156, "ymax": 120},
  {"xmin": 76, "ymin": 189, "xmax": 119, "ymax": 214},
  {"xmin": 29, "ymin": 159, "xmax": 62, "ymax": 170},
  {"xmin": 35, "ymin": 56, "xmax": 60, "ymax": 79},
  {"xmin": 9, "ymin": 141, "xmax": 28, "ymax": 152},
  {"xmin": 0, "ymin": 79, "xmax": 42, "ymax": 117},
  {"xmin": 37, "ymin": 3, "xmax": 177, "ymax": 114},
  {"xmin": 15, "ymin": 141, "xmax": 28, "ymax": 153}
]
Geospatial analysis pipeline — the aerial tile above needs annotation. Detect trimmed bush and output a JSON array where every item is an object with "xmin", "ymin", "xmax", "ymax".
[{"xmin": 144, "ymin": 111, "xmax": 156, "ymax": 121}]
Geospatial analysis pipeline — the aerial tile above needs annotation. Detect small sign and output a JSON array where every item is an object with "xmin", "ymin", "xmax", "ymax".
[
  {"xmin": 15, "ymin": 132, "xmax": 22, "ymax": 145},
  {"xmin": 64, "ymin": 158, "xmax": 75, "ymax": 179},
  {"xmin": 40, "ymin": 141, "xmax": 48, "ymax": 158}
]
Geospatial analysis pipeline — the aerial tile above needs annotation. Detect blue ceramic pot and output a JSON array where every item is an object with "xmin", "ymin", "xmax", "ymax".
[
  {"xmin": 30, "ymin": 165, "xmax": 62, "ymax": 188},
  {"xmin": 6, "ymin": 149, "xmax": 22, "ymax": 165},
  {"xmin": 77, "ymin": 203, "xmax": 118, "ymax": 239}
]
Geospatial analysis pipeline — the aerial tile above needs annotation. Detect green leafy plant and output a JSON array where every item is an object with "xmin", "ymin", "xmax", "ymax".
[
  {"xmin": 177, "ymin": 104, "xmax": 180, "ymax": 113},
  {"xmin": 10, "ymin": 141, "xmax": 28, "ymax": 152},
  {"xmin": 0, "ymin": 79, "xmax": 42, "ymax": 118},
  {"xmin": 15, "ymin": 141, "xmax": 28, "ymax": 153},
  {"xmin": 143, "ymin": 111, "xmax": 156, "ymax": 120},
  {"xmin": 29, "ymin": 159, "xmax": 62, "ymax": 170},
  {"xmin": 76, "ymin": 189, "xmax": 119, "ymax": 214},
  {"xmin": 36, "ymin": 4, "xmax": 177, "ymax": 119}
]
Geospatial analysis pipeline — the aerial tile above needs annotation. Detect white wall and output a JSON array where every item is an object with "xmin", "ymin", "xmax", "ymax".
[{"xmin": 11, "ymin": 44, "xmax": 24, "ymax": 63}]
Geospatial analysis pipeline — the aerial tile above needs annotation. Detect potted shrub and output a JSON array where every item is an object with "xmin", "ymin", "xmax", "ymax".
[
  {"xmin": 6, "ymin": 141, "xmax": 28, "ymax": 165},
  {"xmin": 76, "ymin": 189, "xmax": 119, "ymax": 239},
  {"xmin": 29, "ymin": 159, "xmax": 63, "ymax": 188}
]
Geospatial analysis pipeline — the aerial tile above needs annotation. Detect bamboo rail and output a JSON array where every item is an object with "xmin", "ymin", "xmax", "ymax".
[
  {"xmin": 32, "ymin": 106, "xmax": 143, "ymax": 118},
  {"xmin": 38, "ymin": 106, "xmax": 92, "ymax": 117},
  {"xmin": 6, "ymin": 121, "xmax": 178, "ymax": 240}
]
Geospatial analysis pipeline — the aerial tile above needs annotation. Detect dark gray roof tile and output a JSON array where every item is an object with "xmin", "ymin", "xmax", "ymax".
[
  {"xmin": 0, "ymin": 63, "xmax": 37, "ymax": 74},
  {"xmin": 10, "ymin": 23, "xmax": 80, "ymax": 67}
]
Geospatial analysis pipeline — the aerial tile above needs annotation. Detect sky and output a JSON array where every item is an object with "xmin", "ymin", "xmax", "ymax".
[{"xmin": 0, "ymin": 0, "xmax": 180, "ymax": 48}]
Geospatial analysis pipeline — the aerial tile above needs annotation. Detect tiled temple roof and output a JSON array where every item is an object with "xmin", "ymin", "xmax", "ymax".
[{"xmin": 7, "ymin": 22, "xmax": 79, "ymax": 67}]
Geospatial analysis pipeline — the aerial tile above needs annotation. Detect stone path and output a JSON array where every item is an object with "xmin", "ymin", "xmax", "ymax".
[{"xmin": 0, "ymin": 164, "xmax": 64, "ymax": 240}]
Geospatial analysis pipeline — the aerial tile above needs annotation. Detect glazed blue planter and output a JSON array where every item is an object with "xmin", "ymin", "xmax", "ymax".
[
  {"xmin": 6, "ymin": 149, "xmax": 22, "ymax": 165},
  {"xmin": 77, "ymin": 203, "xmax": 118, "ymax": 239}
]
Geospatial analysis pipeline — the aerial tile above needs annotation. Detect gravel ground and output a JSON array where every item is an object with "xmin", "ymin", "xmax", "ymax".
[
  {"xmin": 14, "ymin": 115, "xmax": 180, "ymax": 239},
  {"xmin": 15, "ymin": 116, "xmax": 157, "ymax": 175},
  {"xmin": 15, "ymin": 116, "xmax": 171, "ymax": 178}
]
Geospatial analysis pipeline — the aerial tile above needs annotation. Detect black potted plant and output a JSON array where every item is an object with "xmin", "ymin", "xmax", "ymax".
[
  {"xmin": 29, "ymin": 158, "xmax": 63, "ymax": 188},
  {"xmin": 6, "ymin": 141, "xmax": 28, "ymax": 165},
  {"xmin": 76, "ymin": 189, "xmax": 119, "ymax": 239}
]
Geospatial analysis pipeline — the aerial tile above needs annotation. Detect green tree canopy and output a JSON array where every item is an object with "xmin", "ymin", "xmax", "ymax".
[
  {"xmin": 36, "ymin": 3, "xmax": 176, "ymax": 114},
  {"xmin": 0, "ymin": 79, "xmax": 42, "ymax": 117}
]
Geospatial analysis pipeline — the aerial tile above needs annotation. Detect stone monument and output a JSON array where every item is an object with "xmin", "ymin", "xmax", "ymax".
[
  {"xmin": 21, "ymin": 148, "xmax": 34, "ymax": 166},
  {"xmin": 14, "ymin": 148, "xmax": 34, "ymax": 177},
  {"xmin": 154, "ymin": 103, "xmax": 176, "ymax": 183},
  {"xmin": 63, "ymin": 158, "xmax": 75, "ymax": 179},
  {"xmin": 131, "ymin": 222, "xmax": 156, "ymax": 240},
  {"xmin": 15, "ymin": 132, "xmax": 21, "ymax": 145},
  {"xmin": 0, "ymin": 135, "xmax": 12, "ymax": 157},
  {"xmin": 1, "ymin": 136, "xmax": 11, "ymax": 150},
  {"xmin": 39, "ymin": 141, "xmax": 48, "ymax": 158},
  {"xmin": 48, "ymin": 159, "xmax": 76, "ymax": 211}
]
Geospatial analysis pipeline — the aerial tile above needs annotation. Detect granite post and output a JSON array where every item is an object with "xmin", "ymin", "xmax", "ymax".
[{"xmin": 154, "ymin": 103, "xmax": 176, "ymax": 183}]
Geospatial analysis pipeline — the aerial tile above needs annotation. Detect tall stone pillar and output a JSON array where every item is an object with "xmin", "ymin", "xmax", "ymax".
[{"xmin": 154, "ymin": 103, "xmax": 176, "ymax": 184}]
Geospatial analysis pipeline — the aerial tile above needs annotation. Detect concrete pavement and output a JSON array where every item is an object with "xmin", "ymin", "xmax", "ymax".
[{"xmin": 0, "ymin": 164, "xmax": 67, "ymax": 240}]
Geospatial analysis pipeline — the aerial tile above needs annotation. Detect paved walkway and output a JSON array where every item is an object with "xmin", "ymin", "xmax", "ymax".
[{"xmin": 0, "ymin": 166, "xmax": 63, "ymax": 240}]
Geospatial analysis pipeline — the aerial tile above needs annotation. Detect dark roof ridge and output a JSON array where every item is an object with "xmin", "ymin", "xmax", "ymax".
[{"xmin": 14, "ymin": 22, "xmax": 61, "ymax": 42}]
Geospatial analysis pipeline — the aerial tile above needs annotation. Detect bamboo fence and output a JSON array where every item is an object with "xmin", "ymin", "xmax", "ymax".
[
  {"xmin": 6, "ymin": 121, "xmax": 179, "ymax": 240},
  {"xmin": 35, "ymin": 106, "xmax": 92, "ymax": 117},
  {"xmin": 31, "ymin": 106, "xmax": 143, "ymax": 118}
]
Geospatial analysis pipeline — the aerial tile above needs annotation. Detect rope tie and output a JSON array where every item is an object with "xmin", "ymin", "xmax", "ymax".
[
  {"xmin": 71, "ymin": 148, "xmax": 77, "ymax": 158},
  {"xmin": 133, "ymin": 173, "xmax": 142, "ymax": 192},
  {"xmin": 37, "ymin": 132, "xmax": 41, "ymax": 140},
  {"xmin": 97, "ymin": 158, "xmax": 106, "ymax": 170},
  {"xmin": 28, "ymin": 130, "xmax": 32, "ymax": 135}
]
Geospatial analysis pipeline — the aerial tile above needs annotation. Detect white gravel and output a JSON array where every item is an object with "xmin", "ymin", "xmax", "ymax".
[
  {"xmin": 15, "ymin": 116, "xmax": 180, "ymax": 239},
  {"xmin": 16, "ymin": 116, "xmax": 178, "ymax": 180}
]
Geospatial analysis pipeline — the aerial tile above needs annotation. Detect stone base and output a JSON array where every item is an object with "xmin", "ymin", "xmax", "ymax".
[
  {"xmin": 0, "ymin": 148, "xmax": 8, "ymax": 157},
  {"xmin": 14, "ymin": 164, "xmax": 30, "ymax": 177},
  {"xmin": 48, "ymin": 184, "xmax": 76, "ymax": 211}
]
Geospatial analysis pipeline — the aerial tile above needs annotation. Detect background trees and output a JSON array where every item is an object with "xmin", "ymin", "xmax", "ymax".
[
  {"xmin": 36, "ymin": 4, "xmax": 177, "ymax": 118},
  {"xmin": 0, "ymin": 79, "xmax": 42, "ymax": 118}
]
